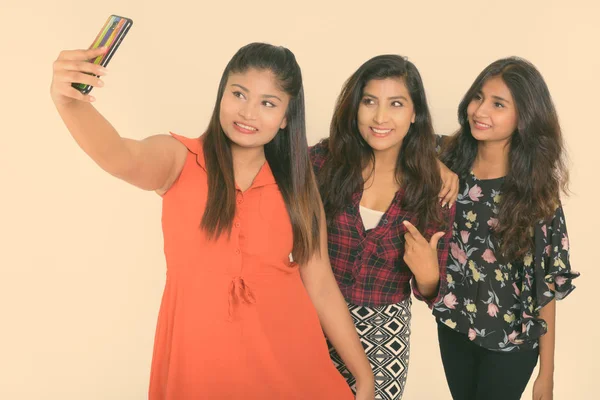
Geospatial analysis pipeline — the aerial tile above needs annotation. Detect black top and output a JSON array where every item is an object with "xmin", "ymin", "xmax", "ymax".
[{"xmin": 432, "ymin": 172, "xmax": 579, "ymax": 351}]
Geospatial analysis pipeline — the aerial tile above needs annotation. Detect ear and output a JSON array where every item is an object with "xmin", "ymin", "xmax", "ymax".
[
  {"xmin": 411, "ymin": 112, "xmax": 416, "ymax": 124},
  {"xmin": 279, "ymin": 116, "xmax": 287, "ymax": 130}
]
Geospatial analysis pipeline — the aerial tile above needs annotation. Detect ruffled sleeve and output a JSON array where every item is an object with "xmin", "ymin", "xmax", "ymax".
[
  {"xmin": 516, "ymin": 204, "xmax": 580, "ymax": 342},
  {"xmin": 534, "ymin": 205, "xmax": 579, "ymax": 306}
]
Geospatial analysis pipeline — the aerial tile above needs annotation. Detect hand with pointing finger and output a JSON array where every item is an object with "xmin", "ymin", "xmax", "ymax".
[{"xmin": 402, "ymin": 220, "xmax": 445, "ymax": 299}]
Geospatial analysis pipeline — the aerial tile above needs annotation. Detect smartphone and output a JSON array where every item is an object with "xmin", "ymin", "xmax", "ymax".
[{"xmin": 72, "ymin": 15, "xmax": 133, "ymax": 95}]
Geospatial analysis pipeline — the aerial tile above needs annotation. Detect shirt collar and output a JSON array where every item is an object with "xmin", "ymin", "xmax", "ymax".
[{"xmin": 191, "ymin": 134, "xmax": 277, "ymax": 188}]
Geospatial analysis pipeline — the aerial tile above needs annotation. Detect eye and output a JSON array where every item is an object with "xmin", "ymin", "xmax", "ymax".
[
  {"xmin": 362, "ymin": 97, "xmax": 375, "ymax": 106},
  {"xmin": 233, "ymin": 91, "xmax": 246, "ymax": 99},
  {"xmin": 262, "ymin": 101, "xmax": 276, "ymax": 108},
  {"xmin": 494, "ymin": 102, "xmax": 505, "ymax": 109},
  {"xmin": 473, "ymin": 93, "xmax": 483, "ymax": 101},
  {"xmin": 391, "ymin": 101, "xmax": 403, "ymax": 107}
]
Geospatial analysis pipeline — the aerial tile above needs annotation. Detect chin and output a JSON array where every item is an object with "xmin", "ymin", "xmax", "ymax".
[
  {"xmin": 225, "ymin": 132, "xmax": 267, "ymax": 149},
  {"xmin": 469, "ymin": 126, "xmax": 488, "ymax": 142},
  {"xmin": 470, "ymin": 131, "xmax": 486, "ymax": 142},
  {"xmin": 365, "ymin": 138, "xmax": 401, "ymax": 153},
  {"xmin": 370, "ymin": 143, "xmax": 396, "ymax": 153}
]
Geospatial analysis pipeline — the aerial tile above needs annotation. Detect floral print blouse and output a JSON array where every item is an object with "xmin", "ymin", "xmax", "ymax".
[{"xmin": 432, "ymin": 172, "xmax": 579, "ymax": 352}]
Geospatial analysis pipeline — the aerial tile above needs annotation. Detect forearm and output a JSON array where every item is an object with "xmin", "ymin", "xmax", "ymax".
[
  {"xmin": 307, "ymin": 276, "xmax": 373, "ymax": 386},
  {"xmin": 413, "ymin": 269, "xmax": 440, "ymax": 299},
  {"xmin": 538, "ymin": 296, "xmax": 556, "ymax": 378},
  {"xmin": 55, "ymin": 101, "xmax": 130, "ymax": 175}
]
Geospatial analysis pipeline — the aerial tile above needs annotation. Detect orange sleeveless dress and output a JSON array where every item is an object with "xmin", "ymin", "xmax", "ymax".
[{"xmin": 148, "ymin": 133, "xmax": 354, "ymax": 400}]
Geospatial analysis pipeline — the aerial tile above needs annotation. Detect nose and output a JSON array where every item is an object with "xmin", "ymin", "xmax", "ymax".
[
  {"xmin": 373, "ymin": 106, "xmax": 389, "ymax": 125},
  {"xmin": 473, "ymin": 101, "xmax": 490, "ymax": 118},
  {"xmin": 238, "ymin": 102, "xmax": 258, "ymax": 120}
]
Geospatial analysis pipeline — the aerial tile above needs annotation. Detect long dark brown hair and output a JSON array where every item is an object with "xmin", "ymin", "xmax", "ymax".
[
  {"xmin": 441, "ymin": 57, "xmax": 569, "ymax": 260},
  {"xmin": 316, "ymin": 55, "xmax": 442, "ymax": 232},
  {"xmin": 201, "ymin": 43, "xmax": 321, "ymax": 265}
]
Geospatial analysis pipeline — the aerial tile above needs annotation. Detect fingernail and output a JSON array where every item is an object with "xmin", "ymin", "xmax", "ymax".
[
  {"xmin": 441, "ymin": 202, "xmax": 447, "ymax": 208},
  {"xmin": 97, "ymin": 79, "xmax": 104, "ymax": 87},
  {"xmin": 89, "ymin": 96, "xmax": 96, "ymax": 102}
]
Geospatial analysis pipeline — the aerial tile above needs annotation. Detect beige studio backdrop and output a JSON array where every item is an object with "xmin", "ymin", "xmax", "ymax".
[{"xmin": 1, "ymin": 0, "xmax": 598, "ymax": 398}]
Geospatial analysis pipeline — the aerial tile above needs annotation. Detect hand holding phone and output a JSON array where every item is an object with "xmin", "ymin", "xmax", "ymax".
[
  {"xmin": 50, "ymin": 15, "xmax": 133, "ymax": 105},
  {"xmin": 72, "ymin": 15, "xmax": 133, "ymax": 94}
]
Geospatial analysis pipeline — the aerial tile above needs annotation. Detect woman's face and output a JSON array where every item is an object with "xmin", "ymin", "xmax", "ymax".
[
  {"xmin": 357, "ymin": 77, "xmax": 416, "ymax": 155},
  {"xmin": 219, "ymin": 68, "xmax": 290, "ymax": 150},
  {"xmin": 467, "ymin": 76, "xmax": 518, "ymax": 144}
]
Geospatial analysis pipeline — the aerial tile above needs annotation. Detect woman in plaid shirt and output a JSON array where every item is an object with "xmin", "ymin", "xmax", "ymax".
[{"xmin": 310, "ymin": 55, "xmax": 457, "ymax": 399}]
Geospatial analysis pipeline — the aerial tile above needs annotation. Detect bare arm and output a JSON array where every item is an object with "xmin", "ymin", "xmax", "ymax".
[
  {"xmin": 300, "ymin": 207, "xmax": 374, "ymax": 399},
  {"xmin": 533, "ymin": 283, "xmax": 556, "ymax": 400},
  {"xmin": 51, "ymin": 47, "xmax": 187, "ymax": 193}
]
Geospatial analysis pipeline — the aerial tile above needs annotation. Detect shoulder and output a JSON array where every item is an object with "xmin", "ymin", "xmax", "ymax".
[
  {"xmin": 309, "ymin": 138, "xmax": 330, "ymax": 171},
  {"xmin": 167, "ymin": 132, "xmax": 205, "ymax": 166},
  {"xmin": 156, "ymin": 133, "xmax": 205, "ymax": 196},
  {"xmin": 169, "ymin": 132, "xmax": 202, "ymax": 155}
]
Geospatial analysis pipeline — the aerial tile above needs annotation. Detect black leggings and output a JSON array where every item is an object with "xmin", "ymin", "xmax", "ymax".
[{"xmin": 437, "ymin": 323, "xmax": 539, "ymax": 400}]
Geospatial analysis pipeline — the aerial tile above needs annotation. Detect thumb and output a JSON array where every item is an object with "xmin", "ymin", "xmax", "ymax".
[{"xmin": 429, "ymin": 232, "xmax": 445, "ymax": 249}]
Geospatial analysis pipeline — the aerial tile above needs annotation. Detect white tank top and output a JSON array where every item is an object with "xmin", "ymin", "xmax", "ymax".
[{"xmin": 359, "ymin": 205, "xmax": 385, "ymax": 230}]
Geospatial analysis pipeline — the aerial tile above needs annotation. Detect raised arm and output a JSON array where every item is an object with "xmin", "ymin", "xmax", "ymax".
[{"xmin": 50, "ymin": 47, "xmax": 187, "ymax": 193}]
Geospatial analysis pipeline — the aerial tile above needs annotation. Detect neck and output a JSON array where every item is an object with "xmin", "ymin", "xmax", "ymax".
[
  {"xmin": 230, "ymin": 143, "xmax": 266, "ymax": 170},
  {"xmin": 473, "ymin": 139, "xmax": 510, "ymax": 179},
  {"xmin": 371, "ymin": 144, "xmax": 401, "ymax": 173},
  {"xmin": 362, "ymin": 144, "xmax": 401, "ymax": 186}
]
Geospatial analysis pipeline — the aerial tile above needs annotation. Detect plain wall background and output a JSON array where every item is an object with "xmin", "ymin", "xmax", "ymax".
[{"xmin": 1, "ymin": 0, "xmax": 598, "ymax": 398}]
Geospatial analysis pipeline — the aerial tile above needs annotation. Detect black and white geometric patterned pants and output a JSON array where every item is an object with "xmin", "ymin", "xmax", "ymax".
[{"xmin": 328, "ymin": 299, "xmax": 412, "ymax": 400}]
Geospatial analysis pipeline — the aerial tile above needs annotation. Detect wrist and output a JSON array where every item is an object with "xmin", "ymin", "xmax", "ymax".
[
  {"xmin": 355, "ymin": 372, "xmax": 375, "ymax": 391},
  {"xmin": 354, "ymin": 364, "xmax": 374, "ymax": 380},
  {"xmin": 415, "ymin": 271, "xmax": 440, "ymax": 289},
  {"xmin": 55, "ymin": 98, "xmax": 85, "ymax": 110},
  {"xmin": 538, "ymin": 367, "xmax": 554, "ymax": 380}
]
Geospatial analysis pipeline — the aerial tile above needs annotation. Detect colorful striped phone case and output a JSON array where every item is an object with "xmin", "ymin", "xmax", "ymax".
[{"xmin": 72, "ymin": 15, "xmax": 133, "ymax": 95}]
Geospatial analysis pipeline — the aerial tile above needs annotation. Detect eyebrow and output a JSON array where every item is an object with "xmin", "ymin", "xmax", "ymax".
[
  {"xmin": 231, "ymin": 83, "xmax": 282, "ymax": 102},
  {"xmin": 492, "ymin": 95, "xmax": 511, "ymax": 104},
  {"xmin": 477, "ymin": 90, "xmax": 511, "ymax": 104},
  {"xmin": 363, "ymin": 92, "xmax": 409, "ymax": 102}
]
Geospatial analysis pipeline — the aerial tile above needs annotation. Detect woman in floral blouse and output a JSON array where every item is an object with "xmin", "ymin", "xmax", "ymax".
[{"xmin": 434, "ymin": 57, "xmax": 579, "ymax": 400}]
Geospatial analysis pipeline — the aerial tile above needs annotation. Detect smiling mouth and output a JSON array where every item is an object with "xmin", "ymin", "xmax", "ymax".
[
  {"xmin": 234, "ymin": 122, "xmax": 258, "ymax": 132},
  {"xmin": 370, "ymin": 127, "xmax": 393, "ymax": 136},
  {"xmin": 473, "ymin": 120, "xmax": 492, "ymax": 129}
]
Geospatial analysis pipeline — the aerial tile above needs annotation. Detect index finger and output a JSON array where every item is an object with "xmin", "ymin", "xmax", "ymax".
[
  {"xmin": 59, "ymin": 46, "xmax": 107, "ymax": 61},
  {"xmin": 438, "ymin": 183, "xmax": 451, "ymax": 207},
  {"xmin": 402, "ymin": 220, "xmax": 425, "ymax": 242},
  {"xmin": 446, "ymin": 176, "xmax": 459, "ymax": 207},
  {"xmin": 441, "ymin": 187, "xmax": 453, "ymax": 208}
]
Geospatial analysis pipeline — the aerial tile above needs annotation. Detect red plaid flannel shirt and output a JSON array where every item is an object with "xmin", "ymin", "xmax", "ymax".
[{"xmin": 310, "ymin": 141, "xmax": 455, "ymax": 307}]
